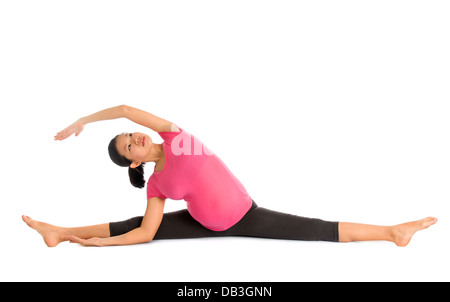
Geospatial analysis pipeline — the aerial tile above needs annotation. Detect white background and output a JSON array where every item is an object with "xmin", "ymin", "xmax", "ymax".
[{"xmin": 1, "ymin": 0, "xmax": 449, "ymax": 281}]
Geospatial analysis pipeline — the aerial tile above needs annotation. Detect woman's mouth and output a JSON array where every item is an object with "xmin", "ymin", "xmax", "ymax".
[{"xmin": 142, "ymin": 136, "xmax": 146, "ymax": 147}]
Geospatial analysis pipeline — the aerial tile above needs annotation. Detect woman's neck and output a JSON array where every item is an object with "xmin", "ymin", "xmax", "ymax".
[{"xmin": 147, "ymin": 144, "xmax": 165, "ymax": 170}]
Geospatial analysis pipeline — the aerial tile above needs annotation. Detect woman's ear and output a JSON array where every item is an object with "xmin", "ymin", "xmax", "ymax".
[{"xmin": 130, "ymin": 161, "xmax": 142, "ymax": 169}]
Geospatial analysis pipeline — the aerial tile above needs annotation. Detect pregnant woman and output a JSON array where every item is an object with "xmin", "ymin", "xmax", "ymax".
[{"xmin": 22, "ymin": 105, "xmax": 437, "ymax": 247}]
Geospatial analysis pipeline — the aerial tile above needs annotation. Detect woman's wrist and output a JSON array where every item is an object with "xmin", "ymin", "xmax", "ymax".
[{"xmin": 78, "ymin": 116, "xmax": 89, "ymax": 126}]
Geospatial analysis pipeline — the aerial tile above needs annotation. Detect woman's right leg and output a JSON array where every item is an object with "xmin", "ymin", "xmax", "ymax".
[
  {"xmin": 110, "ymin": 209, "xmax": 221, "ymax": 240},
  {"xmin": 23, "ymin": 209, "xmax": 218, "ymax": 247},
  {"xmin": 22, "ymin": 215, "xmax": 110, "ymax": 247}
]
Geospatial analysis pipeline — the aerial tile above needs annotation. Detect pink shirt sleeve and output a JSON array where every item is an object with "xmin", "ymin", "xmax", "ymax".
[{"xmin": 146, "ymin": 180, "xmax": 167, "ymax": 200}]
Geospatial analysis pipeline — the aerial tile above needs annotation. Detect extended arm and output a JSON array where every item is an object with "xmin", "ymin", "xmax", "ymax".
[
  {"xmin": 67, "ymin": 197, "xmax": 166, "ymax": 246},
  {"xmin": 55, "ymin": 105, "xmax": 176, "ymax": 140}
]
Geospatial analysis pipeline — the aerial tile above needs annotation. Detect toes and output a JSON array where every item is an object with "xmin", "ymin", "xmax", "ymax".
[
  {"xmin": 22, "ymin": 215, "xmax": 30, "ymax": 223},
  {"xmin": 422, "ymin": 217, "xmax": 437, "ymax": 229},
  {"xmin": 22, "ymin": 215, "xmax": 36, "ymax": 228}
]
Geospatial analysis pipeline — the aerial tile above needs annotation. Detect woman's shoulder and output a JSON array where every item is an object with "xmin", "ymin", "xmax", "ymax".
[
  {"xmin": 170, "ymin": 124, "xmax": 181, "ymax": 132},
  {"xmin": 157, "ymin": 123, "xmax": 182, "ymax": 142}
]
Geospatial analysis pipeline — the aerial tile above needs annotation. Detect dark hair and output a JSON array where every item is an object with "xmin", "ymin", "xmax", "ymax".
[{"xmin": 108, "ymin": 135, "xmax": 146, "ymax": 189}]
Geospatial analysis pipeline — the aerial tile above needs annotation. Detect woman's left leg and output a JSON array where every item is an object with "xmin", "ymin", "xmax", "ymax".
[
  {"xmin": 224, "ymin": 204, "xmax": 437, "ymax": 246},
  {"xmin": 339, "ymin": 218, "xmax": 437, "ymax": 246},
  {"xmin": 224, "ymin": 205, "xmax": 339, "ymax": 242}
]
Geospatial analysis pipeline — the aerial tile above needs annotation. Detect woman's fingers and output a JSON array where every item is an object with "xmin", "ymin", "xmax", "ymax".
[
  {"xmin": 55, "ymin": 126, "xmax": 77, "ymax": 140},
  {"xmin": 54, "ymin": 132, "xmax": 66, "ymax": 140},
  {"xmin": 66, "ymin": 235, "xmax": 102, "ymax": 247},
  {"xmin": 55, "ymin": 121, "xmax": 84, "ymax": 141},
  {"xmin": 54, "ymin": 128, "xmax": 71, "ymax": 140},
  {"xmin": 66, "ymin": 235, "xmax": 84, "ymax": 245}
]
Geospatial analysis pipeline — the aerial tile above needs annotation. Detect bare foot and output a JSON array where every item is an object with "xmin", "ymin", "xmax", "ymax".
[
  {"xmin": 392, "ymin": 217, "xmax": 438, "ymax": 247},
  {"xmin": 22, "ymin": 215, "xmax": 66, "ymax": 247}
]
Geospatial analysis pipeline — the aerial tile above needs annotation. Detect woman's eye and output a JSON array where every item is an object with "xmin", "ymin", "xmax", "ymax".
[
  {"xmin": 129, "ymin": 133, "xmax": 132, "ymax": 137},
  {"xmin": 128, "ymin": 144, "xmax": 131, "ymax": 151}
]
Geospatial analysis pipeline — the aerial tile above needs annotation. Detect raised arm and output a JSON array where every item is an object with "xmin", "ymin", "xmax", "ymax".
[
  {"xmin": 55, "ymin": 105, "xmax": 176, "ymax": 141},
  {"xmin": 67, "ymin": 197, "xmax": 166, "ymax": 246},
  {"xmin": 121, "ymin": 105, "xmax": 175, "ymax": 133}
]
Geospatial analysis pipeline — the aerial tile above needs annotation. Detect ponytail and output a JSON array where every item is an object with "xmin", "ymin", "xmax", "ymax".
[
  {"xmin": 128, "ymin": 164, "xmax": 146, "ymax": 189},
  {"xmin": 108, "ymin": 135, "xmax": 146, "ymax": 189}
]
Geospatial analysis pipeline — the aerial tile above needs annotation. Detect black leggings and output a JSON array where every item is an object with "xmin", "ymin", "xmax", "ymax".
[{"xmin": 110, "ymin": 200, "xmax": 339, "ymax": 242}]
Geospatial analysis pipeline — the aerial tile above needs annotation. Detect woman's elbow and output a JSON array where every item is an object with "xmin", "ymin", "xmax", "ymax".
[
  {"xmin": 128, "ymin": 234, "xmax": 153, "ymax": 245},
  {"xmin": 141, "ymin": 230, "xmax": 156, "ymax": 243},
  {"xmin": 124, "ymin": 228, "xmax": 155, "ymax": 245},
  {"xmin": 143, "ymin": 235, "xmax": 154, "ymax": 243},
  {"xmin": 118, "ymin": 104, "xmax": 129, "ymax": 114}
]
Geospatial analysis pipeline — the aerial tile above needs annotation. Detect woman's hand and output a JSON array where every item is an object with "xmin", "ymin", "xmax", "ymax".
[
  {"xmin": 54, "ymin": 105, "xmax": 175, "ymax": 142},
  {"xmin": 54, "ymin": 119, "xmax": 84, "ymax": 141},
  {"xmin": 66, "ymin": 235, "xmax": 104, "ymax": 247}
]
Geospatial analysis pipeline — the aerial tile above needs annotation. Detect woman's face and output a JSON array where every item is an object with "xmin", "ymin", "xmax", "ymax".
[{"xmin": 115, "ymin": 132, "xmax": 153, "ymax": 163}]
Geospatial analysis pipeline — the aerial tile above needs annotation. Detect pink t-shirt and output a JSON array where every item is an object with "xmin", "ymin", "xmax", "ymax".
[{"xmin": 146, "ymin": 127, "xmax": 252, "ymax": 231}]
